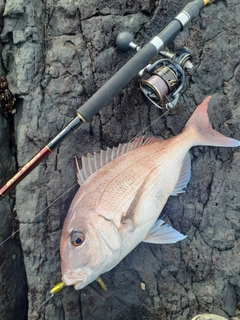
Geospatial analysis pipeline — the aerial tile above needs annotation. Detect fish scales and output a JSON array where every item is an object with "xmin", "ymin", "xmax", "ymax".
[
  {"xmin": 72, "ymin": 139, "xmax": 182, "ymax": 231},
  {"xmin": 60, "ymin": 96, "xmax": 240, "ymax": 290},
  {"xmin": 95, "ymin": 138, "xmax": 188, "ymax": 224}
]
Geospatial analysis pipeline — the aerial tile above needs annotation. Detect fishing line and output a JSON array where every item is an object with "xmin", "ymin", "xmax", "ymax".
[
  {"xmin": 37, "ymin": 292, "xmax": 55, "ymax": 311},
  {"xmin": 0, "ymin": 182, "xmax": 78, "ymax": 247},
  {"xmin": 130, "ymin": 108, "xmax": 170, "ymax": 140}
]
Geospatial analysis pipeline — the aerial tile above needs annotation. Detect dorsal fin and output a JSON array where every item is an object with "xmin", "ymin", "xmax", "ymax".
[{"xmin": 75, "ymin": 136, "xmax": 161, "ymax": 185}]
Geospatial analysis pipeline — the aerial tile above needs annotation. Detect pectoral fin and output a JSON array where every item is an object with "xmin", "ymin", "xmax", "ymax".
[
  {"xmin": 171, "ymin": 153, "xmax": 191, "ymax": 196},
  {"xmin": 143, "ymin": 219, "xmax": 187, "ymax": 244}
]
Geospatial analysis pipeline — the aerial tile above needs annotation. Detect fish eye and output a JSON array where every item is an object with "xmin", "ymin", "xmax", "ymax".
[{"xmin": 70, "ymin": 230, "xmax": 85, "ymax": 247}]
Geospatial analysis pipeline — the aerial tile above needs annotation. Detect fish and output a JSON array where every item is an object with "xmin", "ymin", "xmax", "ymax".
[{"xmin": 60, "ymin": 96, "xmax": 240, "ymax": 290}]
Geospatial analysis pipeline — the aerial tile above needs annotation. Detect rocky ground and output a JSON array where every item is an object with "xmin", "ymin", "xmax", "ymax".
[{"xmin": 1, "ymin": 0, "xmax": 240, "ymax": 319}]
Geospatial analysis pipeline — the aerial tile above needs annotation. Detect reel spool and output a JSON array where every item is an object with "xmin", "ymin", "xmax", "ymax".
[
  {"xmin": 140, "ymin": 48, "xmax": 193, "ymax": 110},
  {"xmin": 141, "ymin": 61, "xmax": 180, "ymax": 108}
]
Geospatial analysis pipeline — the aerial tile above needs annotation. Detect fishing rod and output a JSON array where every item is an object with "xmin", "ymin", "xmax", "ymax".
[{"xmin": 0, "ymin": 0, "xmax": 210, "ymax": 201}]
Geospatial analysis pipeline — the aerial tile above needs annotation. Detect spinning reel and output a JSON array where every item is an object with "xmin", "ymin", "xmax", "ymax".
[{"xmin": 116, "ymin": 32, "xmax": 193, "ymax": 110}]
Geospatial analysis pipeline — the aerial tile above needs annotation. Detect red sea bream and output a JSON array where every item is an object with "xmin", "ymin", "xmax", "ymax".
[{"xmin": 60, "ymin": 96, "xmax": 240, "ymax": 290}]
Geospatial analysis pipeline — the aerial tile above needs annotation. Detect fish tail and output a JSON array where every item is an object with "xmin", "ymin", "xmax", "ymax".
[{"xmin": 184, "ymin": 96, "xmax": 240, "ymax": 147}]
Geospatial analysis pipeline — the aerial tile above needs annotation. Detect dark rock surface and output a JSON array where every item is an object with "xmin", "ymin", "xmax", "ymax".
[
  {"xmin": 1, "ymin": 0, "xmax": 240, "ymax": 319},
  {"xmin": 0, "ymin": 1, "xmax": 28, "ymax": 320}
]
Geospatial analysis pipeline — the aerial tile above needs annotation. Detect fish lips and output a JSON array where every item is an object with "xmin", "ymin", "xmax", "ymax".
[{"xmin": 62, "ymin": 269, "xmax": 88, "ymax": 288}]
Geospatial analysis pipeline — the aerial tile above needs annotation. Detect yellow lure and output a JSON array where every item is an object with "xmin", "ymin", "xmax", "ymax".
[
  {"xmin": 50, "ymin": 281, "xmax": 66, "ymax": 295},
  {"xmin": 50, "ymin": 277, "xmax": 107, "ymax": 295}
]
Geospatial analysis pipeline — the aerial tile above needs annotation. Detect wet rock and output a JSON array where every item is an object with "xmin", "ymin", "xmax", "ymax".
[
  {"xmin": 1, "ymin": 0, "xmax": 240, "ymax": 319},
  {"xmin": 0, "ymin": 2, "xmax": 28, "ymax": 320},
  {"xmin": 0, "ymin": 103, "xmax": 28, "ymax": 319}
]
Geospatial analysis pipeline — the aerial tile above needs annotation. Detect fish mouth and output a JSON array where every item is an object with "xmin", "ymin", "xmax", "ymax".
[
  {"xmin": 62, "ymin": 269, "xmax": 88, "ymax": 287},
  {"xmin": 62, "ymin": 269, "xmax": 100, "ymax": 290}
]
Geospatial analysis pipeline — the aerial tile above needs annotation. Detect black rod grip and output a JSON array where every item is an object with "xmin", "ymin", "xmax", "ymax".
[
  {"xmin": 157, "ymin": 20, "xmax": 182, "ymax": 46},
  {"xmin": 78, "ymin": 42, "xmax": 158, "ymax": 122}
]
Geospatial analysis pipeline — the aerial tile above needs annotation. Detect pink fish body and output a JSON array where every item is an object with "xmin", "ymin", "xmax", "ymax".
[{"xmin": 60, "ymin": 96, "xmax": 240, "ymax": 290}]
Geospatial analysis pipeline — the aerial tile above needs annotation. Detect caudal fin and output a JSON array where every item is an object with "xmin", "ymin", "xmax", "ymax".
[{"xmin": 185, "ymin": 96, "xmax": 240, "ymax": 147}]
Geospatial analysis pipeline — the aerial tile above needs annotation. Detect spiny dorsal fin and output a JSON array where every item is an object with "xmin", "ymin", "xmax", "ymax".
[{"xmin": 75, "ymin": 136, "xmax": 161, "ymax": 185}]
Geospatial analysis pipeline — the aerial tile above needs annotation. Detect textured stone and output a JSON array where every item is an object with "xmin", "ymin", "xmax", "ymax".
[
  {"xmin": 0, "ymin": 104, "xmax": 28, "ymax": 320},
  {"xmin": 1, "ymin": 0, "xmax": 240, "ymax": 319}
]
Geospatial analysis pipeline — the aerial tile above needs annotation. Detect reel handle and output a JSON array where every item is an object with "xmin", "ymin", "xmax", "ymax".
[{"xmin": 116, "ymin": 32, "xmax": 140, "ymax": 52}]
